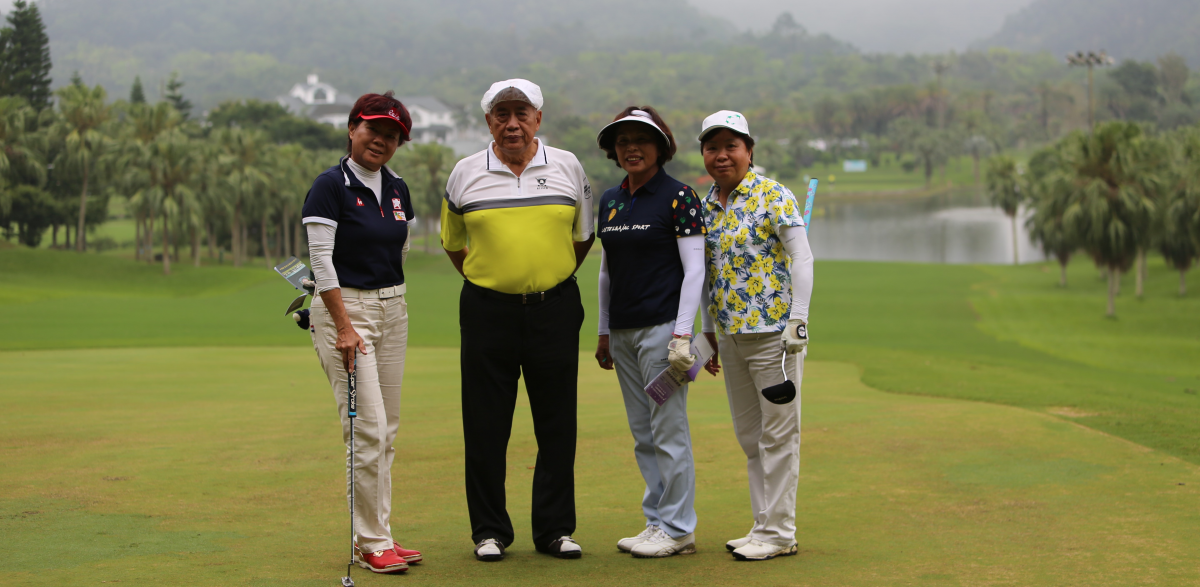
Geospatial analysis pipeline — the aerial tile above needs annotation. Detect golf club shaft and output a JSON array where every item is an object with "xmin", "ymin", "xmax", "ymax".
[{"xmin": 346, "ymin": 353, "xmax": 357, "ymax": 580}]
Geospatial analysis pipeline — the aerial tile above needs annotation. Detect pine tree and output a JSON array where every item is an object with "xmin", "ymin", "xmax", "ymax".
[
  {"xmin": 164, "ymin": 72, "xmax": 192, "ymax": 119},
  {"xmin": 2, "ymin": 0, "xmax": 53, "ymax": 110},
  {"xmin": 130, "ymin": 76, "xmax": 146, "ymax": 104}
]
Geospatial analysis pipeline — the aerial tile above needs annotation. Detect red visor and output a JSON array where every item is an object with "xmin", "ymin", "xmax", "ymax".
[{"xmin": 360, "ymin": 108, "xmax": 410, "ymax": 134}]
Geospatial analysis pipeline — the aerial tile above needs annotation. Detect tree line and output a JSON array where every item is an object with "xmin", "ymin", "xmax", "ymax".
[
  {"xmin": 0, "ymin": 83, "xmax": 458, "ymax": 273},
  {"xmin": 987, "ymin": 122, "xmax": 1200, "ymax": 316}
]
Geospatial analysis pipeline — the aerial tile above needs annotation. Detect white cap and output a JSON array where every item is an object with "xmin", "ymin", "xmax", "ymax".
[
  {"xmin": 481, "ymin": 79, "xmax": 544, "ymax": 113},
  {"xmin": 596, "ymin": 109, "xmax": 672, "ymax": 150},
  {"xmin": 698, "ymin": 110, "xmax": 750, "ymax": 142}
]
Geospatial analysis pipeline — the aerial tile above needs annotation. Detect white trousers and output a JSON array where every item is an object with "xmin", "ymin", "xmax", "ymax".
[
  {"xmin": 310, "ymin": 291, "xmax": 408, "ymax": 553},
  {"xmin": 718, "ymin": 331, "xmax": 803, "ymax": 546}
]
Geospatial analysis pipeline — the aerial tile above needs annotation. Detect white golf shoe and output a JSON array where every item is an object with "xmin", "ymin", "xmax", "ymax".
[
  {"xmin": 725, "ymin": 533, "xmax": 753, "ymax": 552},
  {"xmin": 630, "ymin": 527, "xmax": 696, "ymax": 558},
  {"xmin": 474, "ymin": 538, "xmax": 504, "ymax": 562},
  {"xmin": 617, "ymin": 524, "xmax": 659, "ymax": 553},
  {"xmin": 731, "ymin": 539, "xmax": 798, "ymax": 561},
  {"xmin": 546, "ymin": 535, "xmax": 582, "ymax": 559}
]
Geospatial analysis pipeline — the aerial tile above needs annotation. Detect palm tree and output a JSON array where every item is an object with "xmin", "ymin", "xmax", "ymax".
[
  {"xmin": 1025, "ymin": 146, "xmax": 1076, "ymax": 286},
  {"xmin": 1162, "ymin": 129, "xmax": 1200, "ymax": 296},
  {"xmin": 216, "ymin": 128, "xmax": 271, "ymax": 267},
  {"xmin": 1131, "ymin": 135, "xmax": 1171, "ymax": 298},
  {"xmin": 52, "ymin": 83, "xmax": 112, "ymax": 251},
  {"xmin": 1054, "ymin": 123, "xmax": 1159, "ymax": 317},
  {"xmin": 141, "ymin": 128, "xmax": 197, "ymax": 274},
  {"xmin": 114, "ymin": 101, "xmax": 182, "ymax": 262},
  {"xmin": 985, "ymin": 155, "xmax": 1023, "ymax": 265},
  {"xmin": 0, "ymin": 97, "xmax": 45, "ymax": 219}
]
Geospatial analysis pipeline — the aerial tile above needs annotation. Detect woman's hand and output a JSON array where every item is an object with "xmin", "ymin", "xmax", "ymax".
[
  {"xmin": 703, "ymin": 331, "xmax": 721, "ymax": 376},
  {"xmin": 595, "ymin": 335, "xmax": 614, "ymax": 370},
  {"xmin": 336, "ymin": 325, "xmax": 368, "ymax": 373},
  {"xmin": 319, "ymin": 288, "xmax": 368, "ymax": 373}
]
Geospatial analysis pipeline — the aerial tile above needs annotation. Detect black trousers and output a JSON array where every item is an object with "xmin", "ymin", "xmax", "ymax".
[{"xmin": 460, "ymin": 277, "xmax": 583, "ymax": 550}]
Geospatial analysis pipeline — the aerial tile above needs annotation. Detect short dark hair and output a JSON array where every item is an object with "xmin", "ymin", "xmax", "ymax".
[
  {"xmin": 699, "ymin": 127, "xmax": 755, "ymax": 165},
  {"xmin": 600, "ymin": 105, "xmax": 677, "ymax": 168},
  {"xmin": 347, "ymin": 91, "xmax": 412, "ymax": 151}
]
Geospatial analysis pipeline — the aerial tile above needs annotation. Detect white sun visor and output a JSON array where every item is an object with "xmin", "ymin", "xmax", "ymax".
[{"xmin": 596, "ymin": 110, "xmax": 672, "ymax": 150}]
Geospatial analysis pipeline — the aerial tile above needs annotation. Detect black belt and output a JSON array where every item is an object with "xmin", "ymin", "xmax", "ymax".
[{"xmin": 464, "ymin": 276, "xmax": 575, "ymax": 305}]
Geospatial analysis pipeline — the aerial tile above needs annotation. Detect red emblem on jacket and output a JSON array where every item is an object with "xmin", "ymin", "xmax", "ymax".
[{"xmin": 356, "ymin": 197, "xmax": 364, "ymax": 207}]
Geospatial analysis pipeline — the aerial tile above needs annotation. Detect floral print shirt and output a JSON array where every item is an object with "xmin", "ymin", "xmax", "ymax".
[{"xmin": 703, "ymin": 170, "xmax": 806, "ymax": 334}]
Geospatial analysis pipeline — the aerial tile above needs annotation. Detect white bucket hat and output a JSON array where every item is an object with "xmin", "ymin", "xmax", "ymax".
[
  {"xmin": 481, "ymin": 79, "xmax": 544, "ymax": 113},
  {"xmin": 596, "ymin": 109, "xmax": 672, "ymax": 150},
  {"xmin": 698, "ymin": 110, "xmax": 750, "ymax": 142}
]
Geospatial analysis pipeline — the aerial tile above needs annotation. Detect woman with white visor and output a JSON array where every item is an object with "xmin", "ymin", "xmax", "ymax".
[
  {"xmin": 697, "ymin": 110, "xmax": 814, "ymax": 561},
  {"xmin": 593, "ymin": 106, "xmax": 706, "ymax": 558}
]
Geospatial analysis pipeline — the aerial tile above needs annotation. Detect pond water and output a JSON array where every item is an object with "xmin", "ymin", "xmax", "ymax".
[{"xmin": 807, "ymin": 190, "xmax": 1046, "ymax": 265}]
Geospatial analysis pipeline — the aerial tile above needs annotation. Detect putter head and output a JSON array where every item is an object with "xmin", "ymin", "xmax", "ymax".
[
  {"xmin": 761, "ymin": 380, "xmax": 796, "ymax": 405},
  {"xmin": 341, "ymin": 576, "xmax": 355, "ymax": 587}
]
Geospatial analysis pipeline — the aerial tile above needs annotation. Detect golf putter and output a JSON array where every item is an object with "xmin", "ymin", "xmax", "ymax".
[
  {"xmin": 342, "ymin": 354, "xmax": 358, "ymax": 587},
  {"xmin": 761, "ymin": 349, "xmax": 799, "ymax": 405}
]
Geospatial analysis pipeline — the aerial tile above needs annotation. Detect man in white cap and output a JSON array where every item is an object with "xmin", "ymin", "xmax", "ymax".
[{"xmin": 441, "ymin": 79, "xmax": 595, "ymax": 562}]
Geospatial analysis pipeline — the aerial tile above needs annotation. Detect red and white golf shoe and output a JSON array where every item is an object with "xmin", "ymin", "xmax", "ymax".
[
  {"xmin": 393, "ymin": 542, "xmax": 423, "ymax": 564},
  {"xmin": 354, "ymin": 544, "xmax": 409, "ymax": 573}
]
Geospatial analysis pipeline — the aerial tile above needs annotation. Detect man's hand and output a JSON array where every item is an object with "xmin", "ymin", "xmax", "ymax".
[
  {"xmin": 781, "ymin": 319, "xmax": 808, "ymax": 354},
  {"xmin": 595, "ymin": 335, "xmax": 614, "ymax": 370},
  {"xmin": 667, "ymin": 334, "xmax": 695, "ymax": 373},
  {"xmin": 703, "ymin": 331, "xmax": 720, "ymax": 376}
]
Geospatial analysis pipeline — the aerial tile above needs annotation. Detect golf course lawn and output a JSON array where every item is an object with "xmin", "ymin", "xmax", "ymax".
[{"xmin": 1, "ymin": 247, "xmax": 1198, "ymax": 585}]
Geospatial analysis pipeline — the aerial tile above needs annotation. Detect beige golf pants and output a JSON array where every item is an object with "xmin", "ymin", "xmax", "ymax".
[
  {"xmin": 718, "ymin": 331, "xmax": 804, "ymax": 546},
  {"xmin": 310, "ymin": 290, "xmax": 408, "ymax": 554}
]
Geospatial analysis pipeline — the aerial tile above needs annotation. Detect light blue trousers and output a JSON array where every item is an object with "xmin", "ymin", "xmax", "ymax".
[{"xmin": 609, "ymin": 321, "xmax": 697, "ymax": 538}]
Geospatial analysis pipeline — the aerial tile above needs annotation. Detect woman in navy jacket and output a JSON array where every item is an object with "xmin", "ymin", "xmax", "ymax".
[{"xmin": 301, "ymin": 91, "xmax": 421, "ymax": 574}]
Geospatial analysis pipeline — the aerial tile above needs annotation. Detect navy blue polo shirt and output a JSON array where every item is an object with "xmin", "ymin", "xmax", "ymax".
[
  {"xmin": 598, "ymin": 168, "xmax": 706, "ymax": 330},
  {"xmin": 301, "ymin": 156, "xmax": 415, "ymax": 290}
]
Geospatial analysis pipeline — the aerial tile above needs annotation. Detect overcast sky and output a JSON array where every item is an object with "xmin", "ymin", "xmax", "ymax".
[{"xmin": 689, "ymin": 0, "xmax": 1036, "ymax": 54}]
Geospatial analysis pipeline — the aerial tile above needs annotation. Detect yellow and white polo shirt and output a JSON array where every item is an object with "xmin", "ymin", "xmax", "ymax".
[{"xmin": 441, "ymin": 140, "xmax": 594, "ymax": 294}]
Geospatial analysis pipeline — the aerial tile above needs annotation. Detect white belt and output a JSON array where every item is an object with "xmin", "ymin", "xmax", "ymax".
[{"xmin": 342, "ymin": 284, "xmax": 406, "ymax": 299}]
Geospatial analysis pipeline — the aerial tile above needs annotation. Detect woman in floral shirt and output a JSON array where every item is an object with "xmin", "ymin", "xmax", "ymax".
[{"xmin": 697, "ymin": 110, "xmax": 814, "ymax": 562}]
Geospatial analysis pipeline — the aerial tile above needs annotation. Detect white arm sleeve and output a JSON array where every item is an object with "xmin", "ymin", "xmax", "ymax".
[
  {"xmin": 597, "ymin": 249, "xmax": 611, "ymax": 336},
  {"xmin": 402, "ymin": 238, "xmax": 409, "ymax": 267},
  {"xmin": 701, "ymin": 258, "xmax": 715, "ymax": 333},
  {"xmin": 779, "ymin": 224, "xmax": 814, "ymax": 323},
  {"xmin": 306, "ymin": 222, "xmax": 340, "ymax": 293},
  {"xmin": 674, "ymin": 236, "xmax": 705, "ymax": 336}
]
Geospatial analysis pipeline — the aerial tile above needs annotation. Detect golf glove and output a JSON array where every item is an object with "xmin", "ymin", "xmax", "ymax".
[
  {"xmin": 781, "ymin": 319, "xmax": 808, "ymax": 353},
  {"xmin": 667, "ymin": 334, "xmax": 696, "ymax": 373}
]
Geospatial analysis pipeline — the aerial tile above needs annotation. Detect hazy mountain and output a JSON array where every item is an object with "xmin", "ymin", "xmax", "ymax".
[
  {"xmin": 687, "ymin": 0, "xmax": 1034, "ymax": 54},
  {"xmin": 26, "ymin": 0, "xmax": 738, "ymax": 109},
  {"xmin": 975, "ymin": 0, "xmax": 1200, "ymax": 66}
]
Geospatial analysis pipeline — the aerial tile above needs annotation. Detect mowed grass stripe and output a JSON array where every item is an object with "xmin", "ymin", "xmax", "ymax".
[
  {"xmin": 1, "ymin": 347, "xmax": 1197, "ymax": 586},
  {"xmin": 2, "ymin": 246, "xmax": 1199, "ymax": 464}
]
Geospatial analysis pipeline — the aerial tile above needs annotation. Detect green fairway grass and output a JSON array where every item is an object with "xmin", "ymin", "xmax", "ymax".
[
  {"xmin": 1, "ymin": 247, "xmax": 1198, "ymax": 585},
  {"xmin": 2, "ymin": 348, "xmax": 1197, "ymax": 586}
]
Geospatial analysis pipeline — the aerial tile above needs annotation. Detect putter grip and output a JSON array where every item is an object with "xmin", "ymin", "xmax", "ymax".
[{"xmin": 347, "ymin": 358, "xmax": 357, "ymax": 418}]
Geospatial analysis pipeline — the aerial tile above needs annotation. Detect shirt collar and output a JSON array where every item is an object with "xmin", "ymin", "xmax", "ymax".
[
  {"xmin": 340, "ymin": 155, "xmax": 401, "ymax": 187},
  {"xmin": 485, "ymin": 139, "xmax": 548, "ymax": 173},
  {"xmin": 704, "ymin": 170, "xmax": 757, "ymax": 209},
  {"xmin": 619, "ymin": 166, "xmax": 668, "ymax": 196}
]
